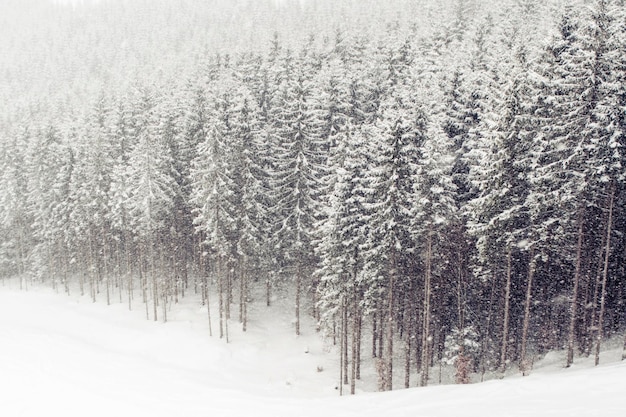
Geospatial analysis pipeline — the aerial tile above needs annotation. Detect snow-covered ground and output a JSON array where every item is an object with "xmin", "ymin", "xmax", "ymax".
[{"xmin": 0, "ymin": 280, "xmax": 624, "ymax": 417}]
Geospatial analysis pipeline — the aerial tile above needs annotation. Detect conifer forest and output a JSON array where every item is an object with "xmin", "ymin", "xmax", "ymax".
[{"xmin": 1, "ymin": 0, "xmax": 625, "ymax": 391}]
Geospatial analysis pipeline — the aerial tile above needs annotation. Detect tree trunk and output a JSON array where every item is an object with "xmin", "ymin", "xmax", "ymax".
[
  {"xmin": 160, "ymin": 247, "xmax": 167, "ymax": 323},
  {"xmin": 266, "ymin": 271, "xmax": 272, "ymax": 307},
  {"xmin": 151, "ymin": 244, "xmax": 158, "ymax": 322},
  {"xmin": 387, "ymin": 249, "xmax": 396, "ymax": 391},
  {"xmin": 16, "ymin": 220, "xmax": 26, "ymax": 282},
  {"xmin": 378, "ymin": 308, "xmax": 384, "ymax": 360},
  {"xmin": 60, "ymin": 240, "xmax": 69, "ymax": 296},
  {"xmin": 566, "ymin": 208, "xmax": 585, "ymax": 368},
  {"xmin": 296, "ymin": 262, "xmax": 301, "ymax": 336},
  {"xmin": 356, "ymin": 312, "xmax": 362, "ymax": 380},
  {"xmin": 420, "ymin": 229, "xmax": 433, "ymax": 387},
  {"xmin": 404, "ymin": 306, "xmax": 412, "ymax": 388},
  {"xmin": 88, "ymin": 233, "xmax": 97, "ymax": 303},
  {"xmin": 225, "ymin": 267, "xmax": 231, "ymax": 320},
  {"xmin": 339, "ymin": 298, "xmax": 345, "ymax": 396},
  {"xmin": 480, "ymin": 273, "xmax": 497, "ymax": 382},
  {"xmin": 457, "ymin": 252, "xmax": 465, "ymax": 330},
  {"xmin": 102, "ymin": 228, "xmax": 110, "ymax": 306},
  {"xmin": 350, "ymin": 295, "xmax": 358, "ymax": 395},
  {"xmin": 404, "ymin": 279, "xmax": 414, "ymax": 388},
  {"xmin": 78, "ymin": 250, "xmax": 85, "ymax": 296},
  {"xmin": 218, "ymin": 256, "xmax": 224, "ymax": 339},
  {"xmin": 372, "ymin": 313, "xmax": 378, "ymax": 358},
  {"xmin": 520, "ymin": 248, "xmax": 536, "ymax": 375},
  {"xmin": 115, "ymin": 240, "xmax": 122, "ymax": 304},
  {"xmin": 343, "ymin": 296, "xmax": 349, "ymax": 386},
  {"xmin": 242, "ymin": 257, "xmax": 248, "ymax": 332},
  {"xmin": 594, "ymin": 184, "xmax": 614, "ymax": 366},
  {"xmin": 240, "ymin": 256, "xmax": 245, "ymax": 325},
  {"xmin": 586, "ymin": 243, "xmax": 604, "ymax": 356},
  {"xmin": 125, "ymin": 232, "xmax": 133, "ymax": 311},
  {"xmin": 204, "ymin": 261, "xmax": 213, "ymax": 337},
  {"xmin": 499, "ymin": 245, "xmax": 512, "ymax": 375},
  {"xmin": 139, "ymin": 245, "xmax": 148, "ymax": 320}
]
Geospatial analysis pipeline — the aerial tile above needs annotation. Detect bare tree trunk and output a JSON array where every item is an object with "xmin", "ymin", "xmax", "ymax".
[
  {"xmin": 296, "ymin": 262, "xmax": 301, "ymax": 336},
  {"xmin": 266, "ymin": 271, "xmax": 272, "ymax": 307},
  {"xmin": 115, "ymin": 240, "xmax": 122, "ymax": 304},
  {"xmin": 226, "ymin": 266, "xmax": 232, "ymax": 320},
  {"xmin": 339, "ymin": 298, "xmax": 345, "ymax": 396},
  {"xmin": 404, "ymin": 279, "xmax": 414, "ymax": 389},
  {"xmin": 580, "ymin": 260, "xmax": 588, "ymax": 356},
  {"xmin": 240, "ymin": 257, "xmax": 245, "ymax": 324},
  {"xmin": 224, "ymin": 295, "xmax": 230, "ymax": 343},
  {"xmin": 520, "ymin": 249, "xmax": 536, "ymax": 375},
  {"xmin": 356, "ymin": 312, "xmax": 362, "ymax": 380},
  {"xmin": 88, "ymin": 233, "xmax": 97, "ymax": 303},
  {"xmin": 180, "ymin": 234, "xmax": 188, "ymax": 296},
  {"xmin": 59, "ymin": 240, "xmax": 69, "ymax": 296},
  {"xmin": 139, "ymin": 245, "xmax": 149, "ymax": 320},
  {"xmin": 386, "ymin": 250, "xmax": 396, "ymax": 391},
  {"xmin": 480, "ymin": 272, "xmax": 498, "ymax": 382},
  {"xmin": 586, "ymin": 246, "xmax": 604, "ymax": 356},
  {"xmin": 151, "ymin": 244, "xmax": 158, "ymax": 322},
  {"xmin": 160, "ymin": 247, "xmax": 167, "ymax": 323},
  {"xmin": 343, "ymin": 296, "xmax": 349, "ymax": 386},
  {"xmin": 420, "ymin": 230, "xmax": 433, "ymax": 387},
  {"xmin": 595, "ymin": 184, "xmax": 614, "ymax": 366},
  {"xmin": 242, "ymin": 256, "xmax": 248, "ymax": 332},
  {"xmin": 16, "ymin": 221, "xmax": 26, "ymax": 280},
  {"xmin": 566, "ymin": 208, "xmax": 585, "ymax": 368},
  {"xmin": 457, "ymin": 252, "xmax": 465, "ymax": 330},
  {"xmin": 350, "ymin": 295, "xmax": 358, "ymax": 395},
  {"xmin": 378, "ymin": 308, "xmax": 384, "ymax": 360},
  {"xmin": 499, "ymin": 246, "xmax": 512, "ymax": 375},
  {"xmin": 404, "ymin": 303, "xmax": 412, "ymax": 389},
  {"xmin": 102, "ymin": 228, "xmax": 110, "ymax": 306},
  {"xmin": 218, "ymin": 256, "xmax": 224, "ymax": 339},
  {"xmin": 125, "ymin": 233, "xmax": 133, "ymax": 311},
  {"xmin": 372, "ymin": 314, "xmax": 378, "ymax": 358},
  {"xmin": 204, "ymin": 261, "xmax": 213, "ymax": 337}
]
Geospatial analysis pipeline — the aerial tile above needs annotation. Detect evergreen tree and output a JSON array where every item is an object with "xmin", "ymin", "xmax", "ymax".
[
  {"xmin": 0, "ymin": 125, "xmax": 32, "ymax": 282},
  {"xmin": 360, "ymin": 58, "xmax": 426, "ymax": 389},
  {"xmin": 125, "ymin": 87, "xmax": 177, "ymax": 322},
  {"xmin": 269, "ymin": 47, "xmax": 326, "ymax": 336},
  {"xmin": 190, "ymin": 68, "xmax": 241, "ymax": 340}
]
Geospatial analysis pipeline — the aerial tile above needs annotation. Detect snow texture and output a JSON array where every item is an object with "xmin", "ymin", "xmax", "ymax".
[{"xmin": 0, "ymin": 283, "xmax": 624, "ymax": 417}]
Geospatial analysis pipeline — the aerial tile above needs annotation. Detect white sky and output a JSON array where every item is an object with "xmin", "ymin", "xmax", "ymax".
[{"xmin": 49, "ymin": 0, "xmax": 103, "ymax": 4}]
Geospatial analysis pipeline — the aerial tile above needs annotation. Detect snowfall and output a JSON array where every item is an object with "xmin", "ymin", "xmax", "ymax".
[{"xmin": 0, "ymin": 280, "xmax": 624, "ymax": 417}]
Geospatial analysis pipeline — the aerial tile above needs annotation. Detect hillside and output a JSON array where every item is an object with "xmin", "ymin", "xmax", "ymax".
[
  {"xmin": 1, "ymin": 0, "xmax": 625, "ymax": 396},
  {"xmin": 0, "ymin": 281, "xmax": 624, "ymax": 416}
]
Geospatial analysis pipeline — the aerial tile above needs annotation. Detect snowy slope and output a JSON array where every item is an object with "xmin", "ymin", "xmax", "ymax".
[{"xmin": 0, "ymin": 282, "xmax": 624, "ymax": 417}]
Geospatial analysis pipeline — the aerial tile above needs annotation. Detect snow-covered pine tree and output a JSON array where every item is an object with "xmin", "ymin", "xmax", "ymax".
[
  {"xmin": 25, "ymin": 122, "xmax": 75, "ymax": 291},
  {"xmin": 149, "ymin": 88, "xmax": 186, "ymax": 300},
  {"xmin": 0, "ymin": 125, "xmax": 32, "ymax": 284},
  {"xmin": 107, "ymin": 94, "xmax": 137, "ymax": 308},
  {"xmin": 533, "ymin": 2, "xmax": 626, "ymax": 367},
  {"xmin": 269, "ymin": 45, "xmax": 326, "ymax": 336},
  {"xmin": 315, "ymin": 120, "xmax": 371, "ymax": 394},
  {"xmin": 413, "ymin": 123, "xmax": 457, "ymax": 387},
  {"xmin": 68, "ymin": 94, "xmax": 117, "ymax": 303},
  {"xmin": 575, "ymin": 0, "xmax": 626, "ymax": 366},
  {"xmin": 190, "ymin": 65, "xmax": 242, "ymax": 341},
  {"xmin": 228, "ymin": 82, "xmax": 268, "ymax": 332},
  {"xmin": 125, "ymin": 86, "xmax": 177, "ymax": 322},
  {"xmin": 359, "ymin": 38, "xmax": 425, "ymax": 389}
]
